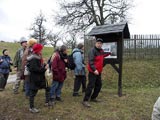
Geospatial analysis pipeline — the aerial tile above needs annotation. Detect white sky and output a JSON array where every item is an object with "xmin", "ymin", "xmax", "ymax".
[{"xmin": 0, "ymin": 0, "xmax": 160, "ymax": 42}]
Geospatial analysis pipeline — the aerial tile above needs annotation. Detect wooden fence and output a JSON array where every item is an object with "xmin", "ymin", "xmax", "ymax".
[{"xmin": 84, "ymin": 34, "xmax": 160, "ymax": 59}]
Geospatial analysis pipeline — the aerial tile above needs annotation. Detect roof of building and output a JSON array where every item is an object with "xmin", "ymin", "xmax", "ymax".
[{"xmin": 87, "ymin": 22, "xmax": 130, "ymax": 38}]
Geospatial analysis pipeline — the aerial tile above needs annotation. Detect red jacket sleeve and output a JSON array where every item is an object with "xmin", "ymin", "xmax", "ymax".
[{"xmin": 51, "ymin": 53, "xmax": 59, "ymax": 73}]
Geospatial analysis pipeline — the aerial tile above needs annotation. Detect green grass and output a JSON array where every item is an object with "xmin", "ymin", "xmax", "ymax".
[{"xmin": 0, "ymin": 42, "xmax": 160, "ymax": 119}]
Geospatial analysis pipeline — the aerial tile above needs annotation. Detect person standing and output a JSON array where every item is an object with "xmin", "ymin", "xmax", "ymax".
[
  {"xmin": 0, "ymin": 49, "xmax": 13, "ymax": 91},
  {"xmin": 50, "ymin": 45, "xmax": 68, "ymax": 103},
  {"xmin": 82, "ymin": 38, "xmax": 111, "ymax": 107},
  {"xmin": 27, "ymin": 43, "xmax": 50, "ymax": 113},
  {"xmin": 72, "ymin": 43, "xmax": 86, "ymax": 96},
  {"xmin": 13, "ymin": 38, "xmax": 27, "ymax": 94},
  {"xmin": 21, "ymin": 38, "xmax": 37, "ymax": 98}
]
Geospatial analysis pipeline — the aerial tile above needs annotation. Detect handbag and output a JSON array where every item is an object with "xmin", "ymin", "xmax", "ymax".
[{"xmin": 24, "ymin": 65, "xmax": 30, "ymax": 76}]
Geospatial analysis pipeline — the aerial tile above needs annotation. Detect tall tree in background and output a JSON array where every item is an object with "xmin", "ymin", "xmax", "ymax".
[
  {"xmin": 55, "ymin": 0, "xmax": 133, "ymax": 33},
  {"xmin": 62, "ymin": 32, "xmax": 77, "ymax": 50},
  {"xmin": 30, "ymin": 11, "xmax": 47, "ymax": 44},
  {"xmin": 47, "ymin": 31, "xmax": 61, "ymax": 48}
]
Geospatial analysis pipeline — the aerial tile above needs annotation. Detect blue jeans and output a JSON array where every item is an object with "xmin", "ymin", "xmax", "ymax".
[{"xmin": 50, "ymin": 81, "xmax": 64, "ymax": 99}]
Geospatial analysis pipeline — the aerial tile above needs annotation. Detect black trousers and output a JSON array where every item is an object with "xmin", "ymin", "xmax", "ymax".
[
  {"xmin": 73, "ymin": 75, "xmax": 86, "ymax": 94},
  {"xmin": 83, "ymin": 72, "xmax": 102, "ymax": 101},
  {"xmin": 0, "ymin": 73, "xmax": 9, "ymax": 89},
  {"xmin": 29, "ymin": 87, "xmax": 50, "ymax": 108}
]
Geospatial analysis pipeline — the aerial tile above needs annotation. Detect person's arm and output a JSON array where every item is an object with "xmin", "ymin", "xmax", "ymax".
[
  {"xmin": 74, "ymin": 52, "xmax": 83, "ymax": 70},
  {"xmin": 51, "ymin": 53, "xmax": 59, "ymax": 73},
  {"xmin": 88, "ymin": 49, "xmax": 96, "ymax": 72}
]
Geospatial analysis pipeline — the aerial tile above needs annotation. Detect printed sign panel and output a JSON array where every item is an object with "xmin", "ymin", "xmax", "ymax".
[{"xmin": 102, "ymin": 42, "xmax": 117, "ymax": 58}]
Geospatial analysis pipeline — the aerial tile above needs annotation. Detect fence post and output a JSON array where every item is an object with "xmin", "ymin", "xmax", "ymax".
[{"xmin": 134, "ymin": 35, "xmax": 137, "ymax": 59}]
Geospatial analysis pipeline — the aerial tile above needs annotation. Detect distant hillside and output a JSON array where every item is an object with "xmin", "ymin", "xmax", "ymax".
[{"xmin": 0, "ymin": 42, "xmax": 53, "ymax": 60}]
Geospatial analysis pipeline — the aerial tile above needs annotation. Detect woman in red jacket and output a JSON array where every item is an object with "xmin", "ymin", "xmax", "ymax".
[{"xmin": 50, "ymin": 45, "xmax": 68, "ymax": 103}]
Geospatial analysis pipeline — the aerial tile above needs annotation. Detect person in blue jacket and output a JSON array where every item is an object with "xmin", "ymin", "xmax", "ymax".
[
  {"xmin": 0, "ymin": 49, "xmax": 13, "ymax": 91},
  {"xmin": 72, "ymin": 43, "xmax": 86, "ymax": 96}
]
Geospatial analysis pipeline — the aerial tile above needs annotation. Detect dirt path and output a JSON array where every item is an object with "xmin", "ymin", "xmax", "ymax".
[{"xmin": 7, "ymin": 74, "xmax": 16, "ymax": 83}]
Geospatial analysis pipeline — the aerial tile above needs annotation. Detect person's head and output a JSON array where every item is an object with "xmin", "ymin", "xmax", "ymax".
[
  {"xmin": 95, "ymin": 38, "xmax": 103, "ymax": 49},
  {"xmin": 27, "ymin": 38, "xmax": 37, "ymax": 47},
  {"xmin": 77, "ymin": 43, "xmax": 84, "ymax": 50},
  {"xmin": 2, "ymin": 49, "xmax": 8, "ymax": 56},
  {"xmin": 32, "ymin": 43, "xmax": 43, "ymax": 55},
  {"xmin": 60, "ymin": 45, "xmax": 67, "ymax": 54},
  {"xmin": 20, "ymin": 38, "xmax": 27, "ymax": 48}
]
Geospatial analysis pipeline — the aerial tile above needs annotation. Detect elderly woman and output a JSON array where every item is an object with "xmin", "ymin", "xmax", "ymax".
[{"xmin": 27, "ymin": 43, "xmax": 49, "ymax": 113}]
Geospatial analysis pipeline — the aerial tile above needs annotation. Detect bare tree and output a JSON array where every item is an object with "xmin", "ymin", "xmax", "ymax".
[
  {"xmin": 62, "ymin": 32, "xmax": 77, "ymax": 50},
  {"xmin": 47, "ymin": 32, "xmax": 61, "ymax": 48},
  {"xmin": 30, "ymin": 11, "xmax": 47, "ymax": 44},
  {"xmin": 55, "ymin": 0, "xmax": 133, "ymax": 32}
]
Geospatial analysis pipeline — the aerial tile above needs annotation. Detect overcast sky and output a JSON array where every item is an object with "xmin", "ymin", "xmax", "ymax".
[{"xmin": 0, "ymin": 0, "xmax": 160, "ymax": 42}]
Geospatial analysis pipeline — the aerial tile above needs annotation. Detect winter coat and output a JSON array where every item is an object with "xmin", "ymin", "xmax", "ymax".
[
  {"xmin": 51, "ymin": 52, "xmax": 67, "ymax": 82},
  {"xmin": 27, "ymin": 54, "xmax": 47, "ymax": 90},
  {"xmin": 87, "ymin": 46, "xmax": 111, "ymax": 73},
  {"xmin": 21, "ymin": 47, "xmax": 33, "ymax": 72},
  {"xmin": 72, "ymin": 48, "xmax": 86, "ymax": 76},
  {"xmin": 0, "ymin": 55, "xmax": 12, "ymax": 74},
  {"xmin": 13, "ymin": 47, "xmax": 25, "ymax": 71},
  {"xmin": 152, "ymin": 97, "xmax": 160, "ymax": 120}
]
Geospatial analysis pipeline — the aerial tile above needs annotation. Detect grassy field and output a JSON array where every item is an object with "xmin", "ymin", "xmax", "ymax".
[{"xmin": 0, "ymin": 42, "xmax": 160, "ymax": 120}]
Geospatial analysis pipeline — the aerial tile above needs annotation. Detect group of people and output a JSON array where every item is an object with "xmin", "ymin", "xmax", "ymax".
[{"xmin": 0, "ymin": 37, "xmax": 111, "ymax": 113}]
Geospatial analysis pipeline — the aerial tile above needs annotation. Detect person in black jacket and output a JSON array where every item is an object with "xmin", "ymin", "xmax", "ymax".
[
  {"xmin": 82, "ymin": 38, "xmax": 111, "ymax": 107},
  {"xmin": 0, "ymin": 49, "xmax": 13, "ymax": 91},
  {"xmin": 27, "ymin": 43, "xmax": 50, "ymax": 113}
]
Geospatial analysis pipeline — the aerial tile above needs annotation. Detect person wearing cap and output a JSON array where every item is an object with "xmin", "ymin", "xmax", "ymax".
[
  {"xmin": 82, "ymin": 38, "xmax": 111, "ymax": 107},
  {"xmin": 21, "ymin": 38, "xmax": 37, "ymax": 98},
  {"xmin": 13, "ymin": 38, "xmax": 27, "ymax": 94},
  {"xmin": 0, "ymin": 49, "xmax": 13, "ymax": 91},
  {"xmin": 72, "ymin": 43, "xmax": 86, "ymax": 96},
  {"xmin": 27, "ymin": 43, "xmax": 50, "ymax": 113}
]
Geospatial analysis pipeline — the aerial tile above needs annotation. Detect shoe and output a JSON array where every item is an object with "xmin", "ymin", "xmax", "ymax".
[
  {"xmin": 0, "ymin": 88, "xmax": 4, "ymax": 91},
  {"xmin": 73, "ymin": 93, "xmax": 81, "ymax": 97},
  {"xmin": 25, "ymin": 96, "xmax": 29, "ymax": 99},
  {"xmin": 45, "ymin": 101, "xmax": 56, "ymax": 106},
  {"xmin": 82, "ymin": 101, "xmax": 91, "ymax": 107},
  {"xmin": 90, "ymin": 99, "xmax": 101, "ymax": 102},
  {"xmin": 13, "ymin": 91, "xmax": 19, "ymax": 94},
  {"xmin": 56, "ymin": 97, "xmax": 63, "ymax": 102},
  {"xmin": 29, "ymin": 108, "xmax": 39, "ymax": 113}
]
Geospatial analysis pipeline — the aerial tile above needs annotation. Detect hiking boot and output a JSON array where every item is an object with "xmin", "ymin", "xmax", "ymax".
[
  {"xmin": 56, "ymin": 97, "xmax": 63, "ymax": 102},
  {"xmin": 29, "ymin": 108, "xmax": 39, "ymax": 113},
  {"xmin": 82, "ymin": 101, "xmax": 91, "ymax": 107},
  {"xmin": 90, "ymin": 99, "xmax": 101, "ymax": 102}
]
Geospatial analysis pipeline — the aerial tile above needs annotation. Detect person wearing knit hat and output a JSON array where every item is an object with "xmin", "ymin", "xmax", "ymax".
[
  {"xmin": 32, "ymin": 43, "xmax": 43, "ymax": 54},
  {"xmin": 27, "ymin": 43, "xmax": 50, "ymax": 113},
  {"xmin": 21, "ymin": 38, "xmax": 37, "ymax": 98},
  {"xmin": 27, "ymin": 38, "xmax": 37, "ymax": 47},
  {"xmin": 0, "ymin": 49, "xmax": 13, "ymax": 91}
]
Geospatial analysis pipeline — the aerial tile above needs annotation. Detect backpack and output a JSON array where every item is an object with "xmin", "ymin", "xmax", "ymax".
[
  {"xmin": 24, "ymin": 61, "xmax": 30, "ymax": 76},
  {"xmin": 67, "ymin": 51, "xmax": 80, "ymax": 70}
]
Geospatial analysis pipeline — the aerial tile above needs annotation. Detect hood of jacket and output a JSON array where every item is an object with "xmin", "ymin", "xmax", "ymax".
[{"xmin": 27, "ymin": 54, "xmax": 41, "ymax": 61}]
